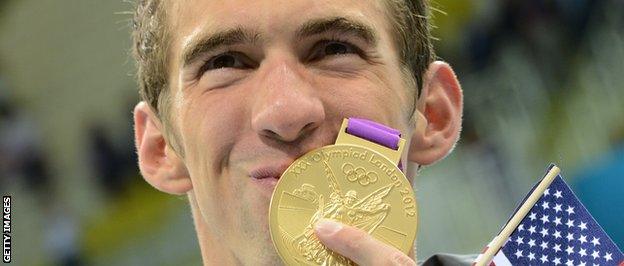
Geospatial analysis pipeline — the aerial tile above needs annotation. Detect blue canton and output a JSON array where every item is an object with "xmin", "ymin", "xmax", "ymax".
[{"xmin": 500, "ymin": 175, "xmax": 623, "ymax": 265}]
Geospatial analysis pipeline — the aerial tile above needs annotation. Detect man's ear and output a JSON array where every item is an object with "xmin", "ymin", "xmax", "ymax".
[
  {"xmin": 133, "ymin": 101, "xmax": 192, "ymax": 195},
  {"xmin": 408, "ymin": 61, "xmax": 463, "ymax": 166}
]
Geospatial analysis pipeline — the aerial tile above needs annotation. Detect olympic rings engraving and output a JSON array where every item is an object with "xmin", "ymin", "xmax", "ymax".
[{"xmin": 341, "ymin": 163, "xmax": 379, "ymax": 186}]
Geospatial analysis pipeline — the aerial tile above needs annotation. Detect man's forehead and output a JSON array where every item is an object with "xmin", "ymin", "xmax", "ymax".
[
  {"xmin": 168, "ymin": 0, "xmax": 390, "ymax": 46},
  {"xmin": 168, "ymin": 0, "xmax": 386, "ymax": 20}
]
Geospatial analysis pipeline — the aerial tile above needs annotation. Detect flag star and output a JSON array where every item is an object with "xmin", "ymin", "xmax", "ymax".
[
  {"xmin": 553, "ymin": 230, "xmax": 562, "ymax": 239},
  {"xmin": 542, "ymin": 201, "xmax": 550, "ymax": 210},
  {"xmin": 554, "ymin": 190, "xmax": 562, "ymax": 198},
  {"xmin": 515, "ymin": 249, "xmax": 523, "ymax": 258},
  {"xmin": 554, "ymin": 216, "xmax": 562, "ymax": 226},
  {"xmin": 566, "ymin": 205, "xmax": 575, "ymax": 215},
  {"xmin": 579, "ymin": 234, "xmax": 587, "ymax": 244},
  {"xmin": 518, "ymin": 224, "xmax": 525, "ymax": 231},
  {"xmin": 529, "ymin": 212, "xmax": 537, "ymax": 221},
  {"xmin": 591, "ymin": 250, "xmax": 600, "ymax": 259},
  {"xmin": 565, "ymin": 259, "xmax": 575, "ymax": 266},
  {"xmin": 541, "ymin": 214, "xmax": 550, "ymax": 224},
  {"xmin": 515, "ymin": 236, "xmax": 524, "ymax": 245},
  {"xmin": 540, "ymin": 241, "xmax": 549, "ymax": 250},
  {"xmin": 566, "ymin": 219, "xmax": 575, "ymax": 228},
  {"xmin": 579, "ymin": 247, "xmax": 587, "ymax": 257},
  {"xmin": 528, "ymin": 225, "xmax": 537, "ymax": 234},
  {"xmin": 578, "ymin": 262, "xmax": 586, "ymax": 266},
  {"xmin": 528, "ymin": 238, "xmax": 536, "ymax": 248},
  {"xmin": 540, "ymin": 228, "xmax": 549, "ymax": 237},
  {"xmin": 553, "ymin": 257, "xmax": 561, "ymax": 265},
  {"xmin": 591, "ymin": 237, "xmax": 600, "ymax": 246},
  {"xmin": 578, "ymin": 221, "xmax": 588, "ymax": 231},
  {"xmin": 604, "ymin": 252, "xmax": 613, "ymax": 261},
  {"xmin": 566, "ymin": 245, "xmax": 575, "ymax": 255},
  {"xmin": 528, "ymin": 252, "xmax": 536, "ymax": 261},
  {"xmin": 566, "ymin": 232, "xmax": 575, "ymax": 242},
  {"xmin": 540, "ymin": 254, "xmax": 548, "ymax": 263},
  {"xmin": 554, "ymin": 203, "xmax": 563, "ymax": 213},
  {"xmin": 544, "ymin": 188, "xmax": 550, "ymax": 196},
  {"xmin": 553, "ymin": 243, "xmax": 562, "ymax": 252}
]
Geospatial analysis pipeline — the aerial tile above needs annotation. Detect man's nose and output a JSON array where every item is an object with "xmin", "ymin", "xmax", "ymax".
[{"xmin": 251, "ymin": 61, "xmax": 325, "ymax": 143}]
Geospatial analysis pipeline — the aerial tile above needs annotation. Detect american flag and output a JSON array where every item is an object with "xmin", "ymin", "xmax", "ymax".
[{"xmin": 477, "ymin": 166, "xmax": 623, "ymax": 266}]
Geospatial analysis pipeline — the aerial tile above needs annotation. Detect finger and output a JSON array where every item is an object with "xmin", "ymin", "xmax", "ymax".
[{"xmin": 314, "ymin": 219, "xmax": 416, "ymax": 266}]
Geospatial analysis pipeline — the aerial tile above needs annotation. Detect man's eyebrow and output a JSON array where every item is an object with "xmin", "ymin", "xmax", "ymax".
[
  {"xmin": 182, "ymin": 28, "xmax": 259, "ymax": 67},
  {"xmin": 296, "ymin": 17, "xmax": 378, "ymax": 46}
]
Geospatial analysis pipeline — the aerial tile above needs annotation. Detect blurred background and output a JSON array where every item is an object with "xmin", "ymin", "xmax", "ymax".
[{"xmin": 0, "ymin": 0, "xmax": 622, "ymax": 265}]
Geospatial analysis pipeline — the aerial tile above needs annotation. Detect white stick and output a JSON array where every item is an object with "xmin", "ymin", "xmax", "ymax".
[{"xmin": 475, "ymin": 166, "xmax": 561, "ymax": 266}]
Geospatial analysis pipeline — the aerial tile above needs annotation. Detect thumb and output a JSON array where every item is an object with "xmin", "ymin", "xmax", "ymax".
[{"xmin": 314, "ymin": 219, "xmax": 415, "ymax": 266}]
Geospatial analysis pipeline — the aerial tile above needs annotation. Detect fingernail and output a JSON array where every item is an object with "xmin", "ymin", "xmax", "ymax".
[{"xmin": 315, "ymin": 219, "xmax": 342, "ymax": 236}]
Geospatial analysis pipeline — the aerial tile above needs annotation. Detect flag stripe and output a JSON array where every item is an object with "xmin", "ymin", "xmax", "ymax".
[{"xmin": 492, "ymin": 250, "xmax": 512, "ymax": 266}]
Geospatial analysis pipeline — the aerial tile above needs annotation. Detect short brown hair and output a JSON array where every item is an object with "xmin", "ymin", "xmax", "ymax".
[
  {"xmin": 132, "ymin": 0, "xmax": 170, "ymax": 120},
  {"xmin": 131, "ymin": 0, "xmax": 435, "ymax": 119}
]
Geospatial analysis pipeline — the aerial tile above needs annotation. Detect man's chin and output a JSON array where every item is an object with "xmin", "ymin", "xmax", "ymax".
[
  {"xmin": 233, "ymin": 193, "xmax": 284, "ymax": 265},
  {"xmin": 241, "ymin": 225, "xmax": 284, "ymax": 266},
  {"xmin": 250, "ymin": 176, "xmax": 280, "ymax": 199}
]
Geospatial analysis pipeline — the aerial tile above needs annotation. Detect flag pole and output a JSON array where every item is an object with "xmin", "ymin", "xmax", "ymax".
[{"xmin": 475, "ymin": 165, "xmax": 561, "ymax": 266}]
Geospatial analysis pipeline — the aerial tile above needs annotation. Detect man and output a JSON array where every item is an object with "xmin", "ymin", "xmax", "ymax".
[{"xmin": 131, "ymin": 0, "xmax": 464, "ymax": 265}]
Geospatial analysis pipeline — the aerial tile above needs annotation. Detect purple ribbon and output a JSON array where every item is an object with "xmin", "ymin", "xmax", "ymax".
[{"xmin": 346, "ymin": 118, "xmax": 401, "ymax": 150}]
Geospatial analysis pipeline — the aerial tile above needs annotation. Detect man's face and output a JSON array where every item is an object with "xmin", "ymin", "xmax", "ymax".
[{"xmin": 165, "ymin": 0, "xmax": 417, "ymax": 264}]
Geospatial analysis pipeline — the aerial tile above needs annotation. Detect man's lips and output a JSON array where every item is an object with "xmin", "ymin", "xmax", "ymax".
[
  {"xmin": 249, "ymin": 162, "xmax": 292, "ymax": 196},
  {"xmin": 249, "ymin": 162, "xmax": 292, "ymax": 180}
]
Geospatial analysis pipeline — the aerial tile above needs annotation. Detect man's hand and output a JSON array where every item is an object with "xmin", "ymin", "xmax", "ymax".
[{"xmin": 314, "ymin": 219, "xmax": 416, "ymax": 266}]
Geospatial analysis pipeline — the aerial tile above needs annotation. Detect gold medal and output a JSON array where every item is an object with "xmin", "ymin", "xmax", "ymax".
[{"xmin": 269, "ymin": 119, "xmax": 417, "ymax": 265}]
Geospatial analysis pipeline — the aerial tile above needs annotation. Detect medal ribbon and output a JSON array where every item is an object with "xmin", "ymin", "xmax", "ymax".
[{"xmin": 345, "ymin": 118, "xmax": 404, "ymax": 171}]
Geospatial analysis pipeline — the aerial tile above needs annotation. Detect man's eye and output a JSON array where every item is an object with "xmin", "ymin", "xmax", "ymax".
[
  {"xmin": 201, "ymin": 52, "xmax": 250, "ymax": 72},
  {"xmin": 324, "ymin": 42, "xmax": 353, "ymax": 55},
  {"xmin": 310, "ymin": 41, "xmax": 360, "ymax": 61}
]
